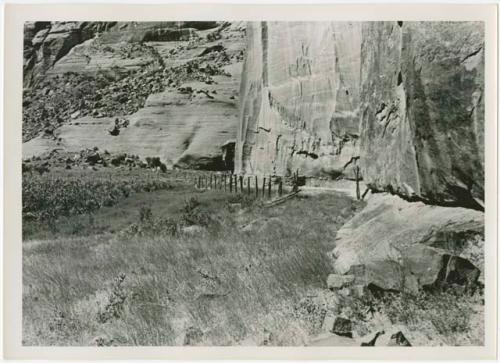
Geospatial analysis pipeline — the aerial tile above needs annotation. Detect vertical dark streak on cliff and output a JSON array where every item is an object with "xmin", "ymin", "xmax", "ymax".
[
  {"xmin": 261, "ymin": 22, "xmax": 269, "ymax": 87},
  {"xmin": 405, "ymin": 42, "xmax": 446, "ymax": 203}
]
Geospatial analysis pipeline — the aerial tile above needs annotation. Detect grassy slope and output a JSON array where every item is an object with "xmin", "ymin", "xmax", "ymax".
[{"xmin": 23, "ymin": 176, "xmax": 362, "ymax": 346}]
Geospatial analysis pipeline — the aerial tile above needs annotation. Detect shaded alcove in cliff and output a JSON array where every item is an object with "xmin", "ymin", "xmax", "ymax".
[
  {"xmin": 221, "ymin": 140, "xmax": 236, "ymax": 172},
  {"xmin": 174, "ymin": 141, "xmax": 235, "ymax": 171},
  {"xmin": 175, "ymin": 140, "xmax": 236, "ymax": 173}
]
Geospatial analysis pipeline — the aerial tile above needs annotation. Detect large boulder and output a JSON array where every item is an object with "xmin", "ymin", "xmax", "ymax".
[
  {"xmin": 330, "ymin": 193, "xmax": 483, "ymax": 293},
  {"xmin": 359, "ymin": 22, "xmax": 484, "ymax": 208}
]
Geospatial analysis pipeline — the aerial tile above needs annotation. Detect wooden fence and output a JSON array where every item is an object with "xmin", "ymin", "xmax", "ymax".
[
  {"xmin": 175, "ymin": 163, "xmax": 364, "ymax": 201},
  {"xmin": 181, "ymin": 172, "xmax": 284, "ymax": 198}
]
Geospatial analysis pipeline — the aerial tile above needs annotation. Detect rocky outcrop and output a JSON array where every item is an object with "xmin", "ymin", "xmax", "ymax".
[
  {"xmin": 359, "ymin": 22, "xmax": 485, "ymax": 209},
  {"xmin": 23, "ymin": 21, "xmax": 221, "ymax": 87},
  {"xmin": 23, "ymin": 22, "xmax": 246, "ymax": 169},
  {"xmin": 235, "ymin": 22, "xmax": 362, "ymax": 179},
  {"xmin": 329, "ymin": 193, "xmax": 484, "ymax": 293},
  {"xmin": 23, "ymin": 22, "xmax": 111, "ymax": 88}
]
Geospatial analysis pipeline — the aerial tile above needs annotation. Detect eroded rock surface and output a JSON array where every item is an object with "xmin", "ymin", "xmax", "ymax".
[
  {"xmin": 359, "ymin": 22, "xmax": 485, "ymax": 208},
  {"xmin": 235, "ymin": 22, "xmax": 362, "ymax": 179},
  {"xmin": 329, "ymin": 193, "xmax": 484, "ymax": 293},
  {"xmin": 235, "ymin": 21, "xmax": 484, "ymax": 208}
]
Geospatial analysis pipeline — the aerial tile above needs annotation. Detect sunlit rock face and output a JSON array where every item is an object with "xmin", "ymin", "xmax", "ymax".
[
  {"xmin": 236, "ymin": 21, "xmax": 484, "ymax": 208},
  {"xmin": 359, "ymin": 22, "xmax": 484, "ymax": 208},
  {"xmin": 330, "ymin": 193, "xmax": 484, "ymax": 293},
  {"xmin": 235, "ymin": 22, "xmax": 362, "ymax": 179}
]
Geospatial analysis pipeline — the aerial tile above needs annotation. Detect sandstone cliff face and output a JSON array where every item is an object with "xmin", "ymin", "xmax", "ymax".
[
  {"xmin": 235, "ymin": 22, "xmax": 362, "ymax": 178},
  {"xmin": 23, "ymin": 21, "xmax": 245, "ymax": 169},
  {"xmin": 359, "ymin": 22, "xmax": 484, "ymax": 208},
  {"xmin": 236, "ymin": 21, "xmax": 484, "ymax": 207}
]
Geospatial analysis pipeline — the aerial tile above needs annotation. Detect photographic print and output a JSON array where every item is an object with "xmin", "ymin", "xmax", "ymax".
[{"xmin": 19, "ymin": 18, "xmax": 487, "ymax": 348}]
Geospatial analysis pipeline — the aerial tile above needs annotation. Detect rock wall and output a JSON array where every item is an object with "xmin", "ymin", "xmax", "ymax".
[
  {"xmin": 235, "ymin": 22, "xmax": 362, "ymax": 178},
  {"xmin": 359, "ymin": 21, "xmax": 484, "ymax": 209},
  {"xmin": 236, "ymin": 21, "xmax": 484, "ymax": 207}
]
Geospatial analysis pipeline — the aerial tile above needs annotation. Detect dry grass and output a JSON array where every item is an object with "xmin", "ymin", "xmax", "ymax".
[{"xmin": 23, "ymin": 180, "xmax": 362, "ymax": 346}]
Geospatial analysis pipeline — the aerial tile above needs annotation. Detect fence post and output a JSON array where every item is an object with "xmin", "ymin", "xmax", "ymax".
[
  {"xmin": 355, "ymin": 165, "xmax": 361, "ymax": 200},
  {"xmin": 262, "ymin": 177, "xmax": 266, "ymax": 198},
  {"xmin": 229, "ymin": 174, "xmax": 233, "ymax": 193},
  {"xmin": 235, "ymin": 175, "xmax": 238, "ymax": 193},
  {"xmin": 255, "ymin": 175, "xmax": 259, "ymax": 197},
  {"xmin": 210, "ymin": 174, "xmax": 213, "ymax": 189},
  {"xmin": 224, "ymin": 174, "xmax": 227, "ymax": 191},
  {"xmin": 247, "ymin": 176, "xmax": 251, "ymax": 194},
  {"xmin": 268, "ymin": 176, "xmax": 272, "ymax": 198},
  {"xmin": 278, "ymin": 180, "xmax": 283, "ymax": 197},
  {"xmin": 239, "ymin": 176, "xmax": 243, "ymax": 193}
]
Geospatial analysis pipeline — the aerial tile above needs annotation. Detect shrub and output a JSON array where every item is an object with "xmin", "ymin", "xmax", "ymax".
[
  {"xmin": 139, "ymin": 206, "xmax": 153, "ymax": 223},
  {"xmin": 180, "ymin": 197, "xmax": 218, "ymax": 228},
  {"xmin": 377, "ymin": 289, "xmax": 479, "ymax": 336},
  {"xmin": 122, "ymin": 208, "xmax": 180, "ymax": 237},
  {"xmin": 145, "ymin": 157, "xmax": 167, "ymax": 172},
  {"xmin": 337, "ymin": 287, "xmax": 483, "ymax": 341},
  {"xmin": 97, "ymin": 273, "xmax": 129, "ymax": 323},
  {"xmin": 22, "ymin": 172, "xmax": 172, "ymax": 224}
]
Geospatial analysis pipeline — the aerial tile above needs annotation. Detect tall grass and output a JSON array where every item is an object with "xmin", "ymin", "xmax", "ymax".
[{"xmin": 23, "ymin": 188, "xmax": 360, "ymax": 346}]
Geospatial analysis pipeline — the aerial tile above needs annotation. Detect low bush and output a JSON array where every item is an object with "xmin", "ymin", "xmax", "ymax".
[
  {"xmin": 123, "ymin": 209, "xmax": 180, "ymax": 238},
  {"xmin": 22, "ymin": 172, "xmax": 172, "ymax": 226},
  {"xmin": 376, "ymin": 288, "xmax": 482, "ymax": 336},
  {"xmin": 335, "ymin": 286, "xmax": 483, "ymax": 344}
]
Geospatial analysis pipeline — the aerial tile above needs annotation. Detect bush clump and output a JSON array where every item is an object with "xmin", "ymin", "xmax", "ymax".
[{"xmin": 22, "ymin": 173, "xmax": 172, "ymax": 225}]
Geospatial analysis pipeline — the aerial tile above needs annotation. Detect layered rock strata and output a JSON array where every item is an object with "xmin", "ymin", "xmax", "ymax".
[{"xmin": 23, "ymin": 21, "xmax": 246, "ymax": 170}]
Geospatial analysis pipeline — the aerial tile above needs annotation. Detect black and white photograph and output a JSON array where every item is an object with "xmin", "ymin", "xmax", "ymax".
[{"xmin": 5, "ymin": 4, "xmax": 495, "ymax": 356}]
